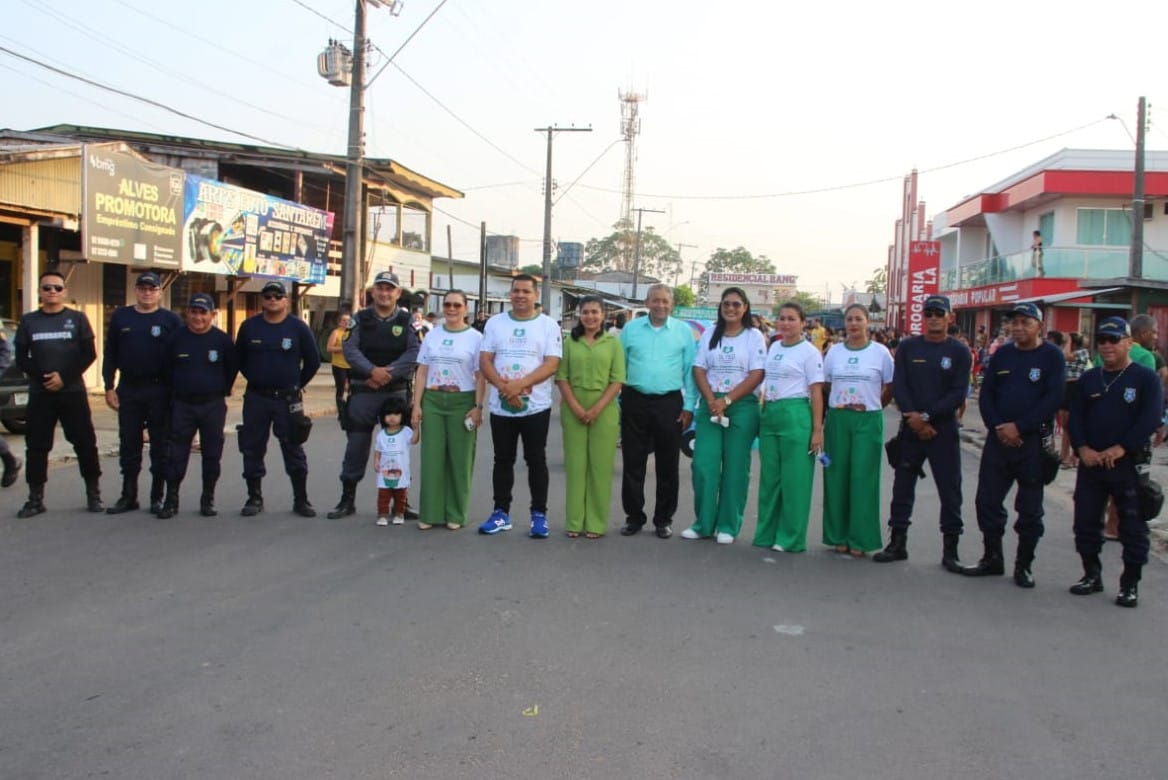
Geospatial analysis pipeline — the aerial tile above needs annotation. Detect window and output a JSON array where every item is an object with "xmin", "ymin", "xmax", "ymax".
[
  {"xmin": 1076, "ymin": 208, "xmax": 1131, "ymax": 246},
  {"xmin": 1038, "ymin": 211, "xmax": 1054, "ymax": 244}
]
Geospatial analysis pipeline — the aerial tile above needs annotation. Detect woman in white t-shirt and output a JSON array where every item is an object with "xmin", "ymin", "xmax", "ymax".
[
  {"xmin": 411, "ymin": 290, "xmax": 486, "ymax": 530},
  {"xmin": 821, "ymin": 304, "xmax": 894, "ymax": 556},
  {"xmin": 681, "ymin": 287, "xmax": 766, "ymax": 544},
  {"xmin": 754, "ymin": 301, "xmax": 825, "ymax": 553}
]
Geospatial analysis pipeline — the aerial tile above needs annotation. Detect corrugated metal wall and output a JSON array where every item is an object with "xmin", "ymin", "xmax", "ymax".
[{"xmin": 0, "ymin": 158, "xmax": 82, "ymax": 215}]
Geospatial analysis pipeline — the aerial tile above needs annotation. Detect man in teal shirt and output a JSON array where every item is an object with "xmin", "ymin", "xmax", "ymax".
[{"xmin": 618, "ymin": 284, "xmax": 699, "ymax": 539}]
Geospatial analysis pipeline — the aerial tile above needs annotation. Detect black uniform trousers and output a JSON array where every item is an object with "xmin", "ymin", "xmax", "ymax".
[
  {"xmin": 25, "ymin": 390, "xmax": 101, "ymax": 486},
  {"xmin": 620, "ymin": 387, "xmax": 684, "ymax": 528},
  {"xmin": 1073, "ymin": 460, "xmax": 1149, "ymax": 566},
  {"xmin": 238, "ymin": 390, "xmax": 307, "ymax": 480},
  {"xmin": 116, "ymin": 381, "xmax": 170, "ymax": 479},
  {"xmin": 974, "ymin": 433, "xmax": 1046, "ymax": 539},
  {"xmin": 167, "ymin": 396, "xmax": 227, "ymax": 484},
  {"xmin": 490, "ymin": 409, "xmax": 551, "ymax": 514},
  {"xmin": 888, "ymin": 418, "xmax": 963, "ymax": 534}
]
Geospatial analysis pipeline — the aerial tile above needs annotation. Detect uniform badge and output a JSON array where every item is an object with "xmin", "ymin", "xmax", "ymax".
[
  {"xmin": 1028, "ymin": 368, "xmax": 1041, "ymax": 382},
  {"xmin": 281, "ymin": 338, "xmax": 292, "ymax": 350},
  {"xmin": 1124, "ymin": 387, "xmax": 1137, "ymax": 403},
  {"xmin": 940, "ymin": 356, "xmax": 952, "ymax": 370},
  {"xmin": 151, "ymin": 325, "xmax": 161, "ymax": 337},
  {"xmin": 392, "ymin": 325, "xmax": 403, "ymax": 337},
  {"xmin": 208, "ymin": 350, "xmax": 219, "ymax": 363}
]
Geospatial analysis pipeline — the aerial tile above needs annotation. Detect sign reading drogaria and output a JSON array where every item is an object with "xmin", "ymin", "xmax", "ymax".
[{"xmin": 82, "ymin": 143, "xmax": 184, "ymax": 268}]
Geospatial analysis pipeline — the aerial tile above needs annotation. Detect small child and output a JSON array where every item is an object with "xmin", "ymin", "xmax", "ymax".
[{"xmin": 372, "ymin": 396, "xmax": 419, "ymax": 527}]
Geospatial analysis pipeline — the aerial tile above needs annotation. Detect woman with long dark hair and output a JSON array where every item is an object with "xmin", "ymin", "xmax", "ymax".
[
  {"xmin": 681, "ymin": 287, "xmax": 766, "ymax": 544},
  {"xmin": 555, "ymin": 296, "xmax": 625, "ymax": 538}
]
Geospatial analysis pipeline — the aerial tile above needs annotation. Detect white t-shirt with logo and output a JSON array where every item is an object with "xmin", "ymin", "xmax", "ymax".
[
  {"xmin": 693, "ymin": 327, "xmax": 767, "ymax": 397},
  {"xmin": 823, "ymin": 341, "xmax": 894, "ymax": 411},
  {"xmin": 481, "ymin": 312, "xmax": 564, "ymax": 416},
  {"xmin": 763, "ymin": 339, "xmax": 825, "ymax": 401},
  {"xmin": 374, "ymin": 426, "xmax": 414, "ymax": 489},
  {"xmin": 417, "ymin": 324, "xmax": 482, "ymax": 392}
]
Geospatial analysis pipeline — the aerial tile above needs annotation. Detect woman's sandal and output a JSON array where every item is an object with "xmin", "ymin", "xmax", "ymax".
[
  {"xmin": 446, "ymin": 523, "xmax": 460, "ymax": 531},
  {"xmin": 849, "ymin": 549, "xmax": 867, "ymax": 559},
  {"xmin": 566, "ymin": 531, "xmax": 580, "ymax": 538},
  {"xmin": 417, "ymin": 522, "xmax": 433, "ymax": 530},
  {"xmin": 585, "ymin": 532, "xmax": 602, "ymax": 540}
]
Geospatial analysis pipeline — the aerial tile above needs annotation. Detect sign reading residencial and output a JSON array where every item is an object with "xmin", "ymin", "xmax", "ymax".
[
  {"xmin": 707, "ymin": 272, "xmax": 797, "ymax": 285},
  {"xmin": 182, "ymin": 175, "xmax": 333, "ymax": 284},
  {"xmin": 82, "ymin": 143, "xmax": 184, "ymax": 268}
]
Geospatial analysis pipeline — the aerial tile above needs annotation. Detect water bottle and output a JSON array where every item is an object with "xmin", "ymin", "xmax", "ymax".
[{"xmin": 817, "ymin": 451, "xmax": 831, "ymax": 467}]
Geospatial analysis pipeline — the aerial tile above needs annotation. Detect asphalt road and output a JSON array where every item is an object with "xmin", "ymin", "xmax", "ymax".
[{"xmin": 1, "ymin": 408, "xmax": 1165, "ymax": 779}]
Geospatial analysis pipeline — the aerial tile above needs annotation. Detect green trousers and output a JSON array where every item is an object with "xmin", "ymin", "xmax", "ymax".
[
  {"xmin": 691, "ymin": 394, "xmax": 760, "ymax": 538},
  {"xmin": 821, "ymin": 408, "xmax": 884, "ymax": 552},
  {"xmin": 560, "ymin": 388, "xmax": 620, "ymax": 535},
  {"xmin": 755, "ymin": 398, "xmax": 815, "ymax": 551},
  {"xmin": 419, "ymin": 390, "xmax": 477, "ymax": 526}
]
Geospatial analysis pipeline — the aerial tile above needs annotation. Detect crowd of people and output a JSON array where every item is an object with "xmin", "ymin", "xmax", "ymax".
[{"xmin": 9, "ymin": 269, "xmax": 1165, "ymax": 609}]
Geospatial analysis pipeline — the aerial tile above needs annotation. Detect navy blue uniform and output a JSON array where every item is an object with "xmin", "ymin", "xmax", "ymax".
[
  {"xmin": 974, "ymin": 341, "xmax": 1065, "ymax": 539},
  {"xmin": 103, "ymin": 305, "xmax": 183, "ymax": 482},
  {"xmin": 235, "ymin": 313, "xmax": 321, "ymax": 479},
  {"xmin": 1069, "ymin": 362, "xmax": 1162, "ymax": 565},
  {"xmin": 165, "ymin": 326, "xmax": 237, "ymax": 485},
  {"xmin": 888, "ymin": 336, "xmax": 971, "ymax": 533}
]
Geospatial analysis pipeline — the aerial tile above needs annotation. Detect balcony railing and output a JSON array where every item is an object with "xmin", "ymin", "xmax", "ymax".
[{"xmin": 938, "ymin": 246, "xmax": 1168, "ymax": 291}]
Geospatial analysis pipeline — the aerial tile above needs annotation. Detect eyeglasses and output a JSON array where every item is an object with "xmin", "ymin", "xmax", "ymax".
[
  {"xmin": 443, "ymin": 302, "xmax": 464, "ymax": 309},
  {"xmin": 136, "ymin": 285, "xmax": 160, "ymax": 291},
  {"xmin": 40, "ymin": 284, "xmax": 64, "ymax": 293},
  {"xmin": 721, "ymin": 301, "xmax": 745, "ymax": 309},
  {"xmin": 262, "ymin": 293, "xmax": 285, "ymax": 301},
  {"xmin": 924, "ymin": 309, "xmax": 947, "ymax": 318},
  {"xmin": 1096, "ymin": 335, "xmax": 1123, "ymax": 345}
]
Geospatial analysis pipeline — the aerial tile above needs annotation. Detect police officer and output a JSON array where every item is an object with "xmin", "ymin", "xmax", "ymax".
[
  {"xmin": 329, "ymin": 270, "xmax": 419, "ymax": 519},
  {"xmin": 874, "ymin": 294, "xmax": 971, "ymax": 570},
  {"xmin": 235, "ymin": 280, "xmax": 321, "ymax": 517},
  {"xmin": 157, "ymin": 293, "xmax": 237, "ymax": 519},
  {"xmin": 103, "ymin": 271, "xmax": 182, "ymax": 514},
  {"xmin": 13, "ymin": 270, "xmax": 103, "ymax": 516},
  {"xmin": 1068, "ymin": 317, "xmax": 1162, "ymax": 608},
  {"xmin": 964, "ymin": 302, "xmax": 1065, "ymax": 586}
]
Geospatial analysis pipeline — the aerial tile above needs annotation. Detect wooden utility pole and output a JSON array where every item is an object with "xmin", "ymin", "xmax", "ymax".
[{"xmin": 631, "ymin": 206, "xmax": 665, "ymax": 299}]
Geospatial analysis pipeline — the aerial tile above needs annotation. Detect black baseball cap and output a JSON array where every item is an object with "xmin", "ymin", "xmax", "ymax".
[
  {"xmin": 136, "ymin": 271, "xmax": 161, "ymax": 287},
  {"xmin": 261, "ymin": 280, "xmax": 286, "ymax": 296},
  {"xmin": 188, "ymin": 292, "xmax": 215, "ymax": 311}
]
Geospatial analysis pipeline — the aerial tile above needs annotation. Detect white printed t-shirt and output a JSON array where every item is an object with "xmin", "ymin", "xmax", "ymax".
[
  {"xmin": 763, "ymin": 339, "xmax": 825, "ymax": 401},
  {"xmin": 693, "ymin": 327, "xmax": 767, "ymax": 399},
  {"xmin": 417, "ymin": 324, "xmax": 482, "ymax": 391},
  {"xmin": 374, "ymin": 425, "xmax": 414, "ymax": 489},
  {"xmin": 823, "ymin": 341, "xmax": 894, "ymax": 411},
  {"xmin": 481, "ymin": 312, "xmax": 564, "ymax": 416}
]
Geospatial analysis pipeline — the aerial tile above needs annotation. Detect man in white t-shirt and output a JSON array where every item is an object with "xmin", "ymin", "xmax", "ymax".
[{"xmin": 478, "ymin": 274, "xmax": 563, "ymax": 538}]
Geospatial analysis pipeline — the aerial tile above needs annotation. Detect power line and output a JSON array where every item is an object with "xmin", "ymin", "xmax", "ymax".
[
  {"xmin": 368, "ymin": 0, "xmax": 451, "ymax": 84},
  {"xmin": 554, "ymin": 138, "xmax": 622, "ymax": 205}
]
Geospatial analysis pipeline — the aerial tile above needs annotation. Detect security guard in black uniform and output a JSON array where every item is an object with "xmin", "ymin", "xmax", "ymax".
[
  {"xmin": 13, "ymin": 270, "xmax": 103, "ymax": 516},
  {"xmin": 158, "ymin": 293, "xmax": 238, "ymax": 518},
  {"xmin": 964, "ymin": 302, "xmax": 1064, "ymax": 586},
  {"xmin": 235, "ymin": 280, "xmax": 321, "ymax": 517},
  {"xmin": 1068, "ymin": 317, "xmax": 1162, "ymax": 608},
  {"xmin": 328, "ymin": 271, "xmax": 419, "ymax": 519},
  {"xmin": 102, "ymin": 271, "xmax": 182, "ymax": 514},
  {"xmin": 875, "ymin": 294, "xmax": 971, "ymax": 570}
]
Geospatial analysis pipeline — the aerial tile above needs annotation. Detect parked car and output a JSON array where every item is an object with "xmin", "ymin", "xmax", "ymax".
[{"xmin": 0, "ymin": 318, "xmax": 28, "ymax": 434}]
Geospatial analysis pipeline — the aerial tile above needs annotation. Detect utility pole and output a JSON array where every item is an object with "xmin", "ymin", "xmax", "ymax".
[
  {"xmin": 631, "ymin": 206, "xmax": 665, "ymax": 300},
  {"xmin": 674, "ymin": 242, "xmax": 697, "ymax": 287},
  {"xmin": 1129, "ymin": 95, "xmax": 1147, "ymax": 284},
  {"xmin": 535, "ymin": 125, "xmax": 592, "ymax": 312}
]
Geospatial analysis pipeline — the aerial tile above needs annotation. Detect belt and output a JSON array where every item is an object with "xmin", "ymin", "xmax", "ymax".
[
  {"xmin": 174, "ymin": 393, "xmax": 224, "ymax": 404},
  {"xmin": 350, "ymin": 382, "xmax": 409, "ymax": 394},
  {"xmin": 120, "ymin": 376, "xmax": 163, "ymax": 387},
  {"xmin": 428, "ymin": 385, "xmax": 469, "ymax": 393},
  {"xmin": 246, "ymin": 387, "xmax": 297, "ymax": 400},
  {"xmin": 625, "ymin": 387, "xmax": 681, "ymax": 399}
]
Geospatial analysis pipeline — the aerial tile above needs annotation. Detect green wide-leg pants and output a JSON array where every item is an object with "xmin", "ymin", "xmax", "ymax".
[
  {"xmin": 755, "ymin": 398, "xmax": 815, "ymax": 551},
  {"xmin": 419, "ymin": 390, "xmax": 477, "ymax": 526},
  {"xmin": 691, "ymin": 395, "xmax": 759, "ymax": 539},
  {"xmin": 821, "ymin": 407, "xmax": 884, "ymax": 552},
  {"xmin": 560, "ymin": 388, "xmax": 620, "ymax": 535}
]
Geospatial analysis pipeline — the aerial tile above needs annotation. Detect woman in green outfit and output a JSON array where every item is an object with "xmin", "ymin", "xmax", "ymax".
[
  {"xmin": 821, "ymin": 303, "xmax": 894, "ymax": 556},
  {"xmin": 682, "ymin": 287, "xmax": 766, "ymax": 545},
  {"xmin": 555, "ymin": 296, "xmax": 625, "ymax": 538},
  {"xmin": 411, "ymin": 290, "xmax": 486, "ymax": 530}
]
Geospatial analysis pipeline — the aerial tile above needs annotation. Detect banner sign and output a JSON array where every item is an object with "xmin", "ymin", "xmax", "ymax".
[
  {"xmin": 82, "ymin": 143, "xmax": 184, "ymax": 268},
  {"xmin": 905, "ymin": 241, "xmax": 941, "ymax": 335},
  {"xmin": 707, "ymin": 272, "xmax": 797, "ymax": 285},
  {"xmin": 674, "ymin": 306, "xmax": 719, "ymax": 320},
  {"xmin": 182, "ymin": 175, "xmax": 333, "ymax": 284}
]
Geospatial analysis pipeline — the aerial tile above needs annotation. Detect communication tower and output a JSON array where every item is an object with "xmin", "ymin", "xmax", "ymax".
[{"xmin": 618, "ymin": 89, "xmax": 645, "ymax": 229}]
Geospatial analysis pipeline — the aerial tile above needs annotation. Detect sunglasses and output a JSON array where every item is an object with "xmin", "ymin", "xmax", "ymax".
[
  {"xmin": 924, "ymin": 309, "xmax": 947, "ymax": 318},
  {"xmin": 721, "ymin": 301, "xmax": 745, "ymax": 309},
  {"xmin": 262, "ymin": 293, "xmax": 285, "ymax": 301},
  {"xmin": 41, "ymin": 284, "xmax": 64, "ymax": 293},
  {"xmin": 1096, "ymin": 335, "xmax": 1123, "ymax": 345},
  {"xmin": 443, "ymin": 302, "xmax": 464, "ymax": 309}
]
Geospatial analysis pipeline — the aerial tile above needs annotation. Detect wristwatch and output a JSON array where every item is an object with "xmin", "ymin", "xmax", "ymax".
[
  {"xmin": 724, "ymin": 397, "xmax": 733, "ymax": 407},
  {"xmin": 920, "ymin": 412, "xmax": 931, "ymax": 422}
]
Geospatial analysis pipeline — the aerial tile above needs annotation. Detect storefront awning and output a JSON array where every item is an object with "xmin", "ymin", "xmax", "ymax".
[{"xmin": 1009, "ymin": 287, "xmax": 1122, "ymax": 306}]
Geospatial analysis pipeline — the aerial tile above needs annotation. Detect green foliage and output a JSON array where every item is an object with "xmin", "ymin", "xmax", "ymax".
[
  {"xmin": 865, "ymin": 266, "xmax": 887, "ymax": 295},
  {"xmin": 673, "ymin": 284, "xmax": 695, "ymax": 307},
  {"xmin": 518, "ymin": 264, "xmax": 544, "ymax": 276},
  {"xmin": 698, "ymin": 246, "xmax": 776, "ymax": 298},
  {"xmin": 777, "ymin": 290, "xmax": 824, "ymax": 316},
  {"xmin": 583, "ymin": 223, "xmax": 681, "ymax": 281}
]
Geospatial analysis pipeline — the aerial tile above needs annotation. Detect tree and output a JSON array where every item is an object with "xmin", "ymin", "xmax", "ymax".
[
  {"xmin": 865, "ymin": 266, "xmax": 887, "ymax": 295},
  {"xmin": 582, "ymin": 223, "xmax": 681, "ymax": 282},
  {"xmin": 673, "ymin": 284, "xmax": 695, "ymax": 308},
  {"xmin": 779, "ymin": 290, "xmax": 824, "ymax": 316},
  {"xmin": 518, "ymin": 264, "xmax": 543, "ymax": 277},
  {"xmin": 698, "ymin": 246, "xmax": 776, "ymax": 299}
]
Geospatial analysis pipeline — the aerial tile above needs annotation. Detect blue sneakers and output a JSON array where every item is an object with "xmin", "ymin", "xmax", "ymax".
[
  {"xmin": 529, "ymin": 511, "xmax": 549, "ymax": 539},
  {"xmin": 479, "ymin": 509, "xmax": 512, "ymax": 535}
]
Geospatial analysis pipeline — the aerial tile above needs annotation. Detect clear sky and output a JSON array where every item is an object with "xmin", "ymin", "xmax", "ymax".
[{"xmin": 1, "ymin": 0, "xmax": 1163, "ymax": 300}]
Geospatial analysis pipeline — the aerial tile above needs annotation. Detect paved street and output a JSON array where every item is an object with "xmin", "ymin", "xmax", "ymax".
[{"xmin": 1, "ymin": 392, "xmax": 1166, "ymax": 779}]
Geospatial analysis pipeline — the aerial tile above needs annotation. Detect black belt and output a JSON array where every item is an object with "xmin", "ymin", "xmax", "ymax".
[
  {"xmin": 625, "ymin": 387, "xmax": 681, "ymax": 399},
  {"xmin": 246, "ymin": 387, "xmax": 297, "ymax": 400},
  {"xmin": 350, "ymin": 382, "xmax": 409, "ymax": 395},
  {"xmin": 174, "ymin": 393, "xmax": 225, "ymax": 404},
  {"xmin": 120, "ymin": 376, "xmax": 163, "ymax": 387}
]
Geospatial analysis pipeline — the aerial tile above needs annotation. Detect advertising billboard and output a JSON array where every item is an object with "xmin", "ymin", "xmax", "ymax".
[
  {"xmin": 182, "ymin": 175, "xmax": 333, "ymax": 284},
  {"xmin": 905, "ymin": 241, "xmax": 941, "ymax": 335},
  {"xmin": 82, "ymin": 143, "xmax": 185, "ymax": 268}
]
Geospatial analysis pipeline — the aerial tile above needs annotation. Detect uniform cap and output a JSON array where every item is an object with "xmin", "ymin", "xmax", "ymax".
[
  {"xmin": 188, "ymin": 292, "xmax": 215, "ymax": 311},
  {"xmin": 261, "ymin": 280, "xmax": 286, "ymax": 296},
  {"xmin": 373, "ymin": 271, "xmax": 400, "ymax": 287},
  {"xmin": 1096, "ymin": 316, "xmax": 1130, "ymax": 338},
  {"xmin": 1008, "ymin": 302, "xmax": 1042, "ymax": 321},
  {"xmin": 923, "ymin": 295, "xmax": 951, "ymax": 313},
  {"xmin": 136, "ymin": 271, "xmax": 161, "ymax": 287}
]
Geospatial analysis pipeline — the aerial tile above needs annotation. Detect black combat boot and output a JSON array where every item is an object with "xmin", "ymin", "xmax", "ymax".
[
  {"xmin": 85, "ymin": 477, "xmax": 104, "ymax": 513},
  {"xmin": 1069, "ymin": 554, "xmax": 1104, "ymax": 595},
  {"xmin": 106, "ymin": 476, "xmax": 139, "ymax": 514},
  {"xmin": 240, "ymin": 478, "xmax": 264, "ymax": 517},
  {"xmin": 962, "ymin": 535, "xmax": 1005, "ymax": 576},
  {"xmin": 1, "ymin": 452, "xmax": 22, "ymax": 488},
  {"xmin": 873, "ymin": 528, "xmax": 908, "ymax": 563},
  {"xmin": 1013, "ymin": 536, "xmax": 1038, "ymax": 589},
  {"xmin": 291, "ymin": 474, "xmax": 316, "ymax": 518},
  {"xmin": 941, "ymin": 533, "xmax": 963, "ymax": 573},
  {"xmin": 156, "ymin": 480, "xmax": 181, "ymax": 519},
  {"xmin": 17, "ymin": 485, "xmax": 45, "ymax": 518},
  {"xmin": 1115, "ymin": 562, "xmax": 1141, "ymax": 608},
  {"xmin": 200, "ymin": 477, "xmax": 217, "ymax": 517},
  {"xmin": 326, "ymin": 480, "xmax": 357, "ymax": 519},
  {"xmin": 149, "ymin": 476, "xmax": 165, "ymax": 515}
]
